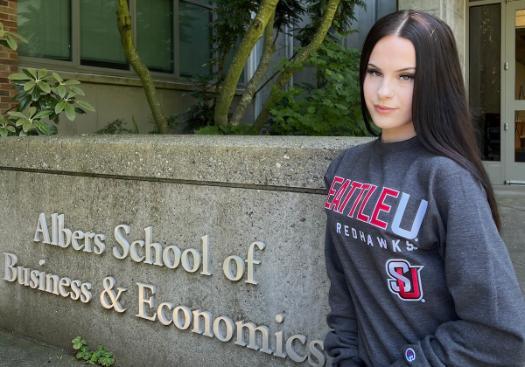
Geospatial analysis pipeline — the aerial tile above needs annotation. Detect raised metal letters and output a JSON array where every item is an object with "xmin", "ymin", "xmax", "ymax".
[
  {"xmin": 3, "ymin": 213, "xmax": 328, "ymax": 366},
  {"xmin": 100, "ymin": 276, "xmax": 127, "ymax": 313}
]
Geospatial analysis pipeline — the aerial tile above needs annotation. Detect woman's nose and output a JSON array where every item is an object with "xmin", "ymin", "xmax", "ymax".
[{"xmin": 377, "ymin": 79, "xmax": 395, "ymax": 99}]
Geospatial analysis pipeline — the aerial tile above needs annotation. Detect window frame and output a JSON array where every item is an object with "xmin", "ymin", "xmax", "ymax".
[{"xmin": 17, "ymin": 0, "xmax": 217, "ymax": 83}]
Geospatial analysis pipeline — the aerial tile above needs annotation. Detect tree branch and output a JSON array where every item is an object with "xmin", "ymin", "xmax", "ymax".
[
  {"xmin": 213, "ymin": 0, "xmax": 280, "ymax": 126},
  {"xmin": 230, "ymin": 13, "xmax": 276, "ymax": 126},
  {"xmin": 253, "ymin": 0, "xmax": 341, "ymax": 131},
  {"xmin": 117, "ymin": 0, "xmax": 168, "ymax": 133}
]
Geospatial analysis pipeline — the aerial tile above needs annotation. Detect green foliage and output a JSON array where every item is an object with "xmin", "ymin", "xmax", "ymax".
[
  {"xmin": 72, "ymin": 336, "xmax": 115, "ymax": 367},
  {"xmin": 212, "ymin": 0, "xmax": 258, "ymax": 67},
  {"xmin": 0, "ymin": 114, "xmax": 17, "ymax": 137},
  {"xmin": 190, "ymin": 0, "xmax": 365, "ymax": 132},
  {"xmin": 189, "ymin": 0, "xmax": 305, "ymax": 130},
  {"xmin": 195, "ymin": 123, "xmax": 257, "ymax": 135},
  {"xmin": 296, "ymin": 0, "xmax": 365, "ymax": 46},
  {"xmin": 169, "ymin": 75, "xmax": 216, "ymax": 133},
  {"xmin": 95, "ymin": 118, "xmax": 139, "ymax": 134},
  {"xmin": 0, "ymin": 22, "xmax": 27, "ymax": 51},
  {"xmin": 210, "ymin": 0, "xmax": 304, "ymax": 77},
  {"xmin": 72, "ymin": 336, "xmax": 92, "ymax": 362},
  {"xmin": 3, "ymin": 68, "xmax": 94, "ymax": 136},
  {"xmin": 7, "ymin": 106, "xmax": 54, "ymax": 135},
  {"xmin": 0, "ymin": 21, "xmax": 94, "ymax": 136},
  {"xmin": 72, "ymin": 336, "xmax": 87, "ymax": 351},
  {"xmin": 9, "ymin": 68, "xmax": 94, "ymax": 121},
  {"xmin": 268, "ymin": 39, "xmax": 367, "ymax": 136}
]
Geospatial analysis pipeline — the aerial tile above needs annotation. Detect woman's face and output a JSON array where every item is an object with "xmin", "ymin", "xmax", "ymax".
[{"xmin": 363, "ymin": 35, "xmax": 416, "ymax": 142}]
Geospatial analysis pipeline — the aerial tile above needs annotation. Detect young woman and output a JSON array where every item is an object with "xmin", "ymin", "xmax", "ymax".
[{"xmin": 323, "ymin": 9, "xmax": 525, "ymax": 367}]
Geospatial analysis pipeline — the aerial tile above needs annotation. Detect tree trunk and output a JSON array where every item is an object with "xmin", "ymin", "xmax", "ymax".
[
  {"xmin": 230, "ymin": 13, "xmax": 276, "ymax": 126},
  {"xmin": 253, "ymin": 0, "xmax": 341, "ymax": 131},
  {"xmin": 117, "ymin": 0, "xmax": 168, "ymax": 134},
  {"xmin": 213, "ymin": 0, "xmax": 280, "ymax": 127}
]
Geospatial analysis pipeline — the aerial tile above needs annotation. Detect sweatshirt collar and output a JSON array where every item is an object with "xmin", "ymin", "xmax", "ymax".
[{"xmin": 374, "ymin": 134, "xmax": 421, "ymax": 154}]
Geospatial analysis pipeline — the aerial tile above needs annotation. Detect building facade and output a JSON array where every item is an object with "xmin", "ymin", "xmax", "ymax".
[{"xmin": 0, "ymin": 0, "xmax": 523, "ymax": 185}]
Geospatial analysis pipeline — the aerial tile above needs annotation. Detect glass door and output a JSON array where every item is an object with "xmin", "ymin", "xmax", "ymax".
[
  {"xmin": 505, "ymin": 0, "xmax": 525, "ymax": 183},
  {"xmin": 468, "ymin": 2, "xmax": 504, "ymax": 184}
]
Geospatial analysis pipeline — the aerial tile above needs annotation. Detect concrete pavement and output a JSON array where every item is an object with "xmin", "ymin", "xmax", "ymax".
[{"xmin": 0, "ymin": 329, "xmax": 85, "ymax": 367}]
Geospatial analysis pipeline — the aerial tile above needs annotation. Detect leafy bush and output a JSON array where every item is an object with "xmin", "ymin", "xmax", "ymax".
[
  {"xmin": 268, "ymin": 39, "xmax": 367, "ymax": 136},
  {"xmin": 0, "ymin": 21, "xmax": 94, "ymax": 136},
  {"xmin": 169, "ymin": 75, "xmax": 217, "ymax": 134},
  {"xmin": 195, "ymin": 123, "xmax": 257, "ymax": 135},
  {"xmin": 72, "ymin": 336, "xmax": 115, "ymax": 367},
  {"xmin": 5, "ymin": 68, "xmax": 94, "ymax": 136},
  {"xmin": 0, "ymin": 22, "xmax": 25, "ymax": 50},
  {"xmin": 95, "ymin": 118, "xmax": 139, "ymax": 134}
]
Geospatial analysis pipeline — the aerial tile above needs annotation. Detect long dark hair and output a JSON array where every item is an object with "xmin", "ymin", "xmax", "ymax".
[{"xmin": 358, "ymin": 9, "xmax": 502, "ymax": 231}]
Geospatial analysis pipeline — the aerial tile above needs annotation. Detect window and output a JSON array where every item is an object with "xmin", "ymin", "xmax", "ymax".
[
  {"xmin": 469, "ymin": 3, "xmax": 501, "ymax": 161},
  {"xmin": 18, "ymin": 0, "xmax": 71, "ymax": 61},
  {"xmin": 137, "ymin": 0, "xmax": 174, "ymax": 73},
  {"xmin": 17, "ymin": 0, "xmax": 212, "ymax": 79},
  {"xmin": 179, "ymin": 1, "xmax": 212, "ymax": 77},
  {"xmin": 80, "ymin": 0, "xmax": 127, "ymax": 69}
]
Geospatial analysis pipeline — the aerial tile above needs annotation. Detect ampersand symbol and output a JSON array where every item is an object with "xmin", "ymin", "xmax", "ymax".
[{"xmin": 99, "ymin": 276, "xmax": 127, "ymax": 313}]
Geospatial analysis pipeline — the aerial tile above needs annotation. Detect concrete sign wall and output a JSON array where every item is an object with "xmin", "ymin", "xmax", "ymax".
[{"xmin": 0, "ymin": 136, "xmax": 523, "ymax": 367}]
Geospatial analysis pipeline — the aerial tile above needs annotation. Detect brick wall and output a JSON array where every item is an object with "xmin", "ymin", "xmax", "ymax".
[{"xmin": 0, "ymin": 0, "xmax": 17, "ymax": 113}]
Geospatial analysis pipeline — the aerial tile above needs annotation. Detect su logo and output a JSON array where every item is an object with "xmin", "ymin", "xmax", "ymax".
[{"xmin": 386, "ymin": 259, "xmax": 424, "ymax": 301}]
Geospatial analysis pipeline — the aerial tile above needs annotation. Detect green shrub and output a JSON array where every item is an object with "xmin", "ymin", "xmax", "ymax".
[
  {"xmin": 95, "ymin": 118, "xmax": 139, "ymax": 135},
  {"xmin": 0, "ymin": 21, "xmax": 25, "ymax": 50},
  {"xmin": 0, "ymin": 21, "xmax": 94, "ymax": 137},
  {"xmin": 195, "ymin": 123, "xmax": 257, "ymax": 135},
  {"xmin": 6, "ymin": 69, "xmax": 94, "ymax": 136},
  {"xmin": 72, "ymin": 336, "xmax": 115, "ymax": 367},
  {"xmin": 268, "ymin": 39, "xmax": 368, "ymax": 136}
]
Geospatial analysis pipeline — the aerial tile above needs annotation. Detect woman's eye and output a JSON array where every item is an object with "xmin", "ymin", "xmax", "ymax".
[{"xmin": 366, "ymin": 69, "xmax": 414, "ymax": 80}]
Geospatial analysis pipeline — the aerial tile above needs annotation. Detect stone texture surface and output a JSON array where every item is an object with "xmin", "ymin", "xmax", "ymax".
[
  {"xmin": 0, "ymin": 329, "xmax": 85, "ymax": 366},
  {"xmin": 496, "ymin": 185, "xmax": 525, "ymax": 293},
  {"xmin": 0, "ymin": 170, "xmax": 331, "ymax": 367},
  {"xmin": 0, "ymin": 135, "xmax": 371, "ymax": 189}
]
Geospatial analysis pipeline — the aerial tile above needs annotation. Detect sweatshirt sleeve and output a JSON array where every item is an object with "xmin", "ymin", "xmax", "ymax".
[
  {"xmin": 390, "ymin": 172, "xmax": 525, "ymax": 367},
  {"xmin": 323, "ymin": 151, "xmax": 366, "ymax": 367},
  {"xmin": 324, "ymin": 230, "xmax": 366, "ymax": 367}
]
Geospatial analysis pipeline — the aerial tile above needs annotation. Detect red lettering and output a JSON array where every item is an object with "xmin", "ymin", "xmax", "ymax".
[
  {"xmin": 369, "ymin": 187, "xmax": 399, "ymax": 229},
  {"xmin": 396, "ymin": 267, "xmax": 422, "ymax": 300},
  {"xmin": 356, "ymin": 184, "xmax": 377, "ymax": 223},
  {"xmin": 347, "ymin": 182, "xmax": 366, "ymax": 218},
  {"xmin": 324, "ymin": 176, "xmax": 344, "ymax": 209},
  {"xmin": 331, "ymin": 179, "xmax": 351, "ymax": 212},
  {"xmin": 337, "ymin": 181, "xmax": 360, "ymax": 214}
]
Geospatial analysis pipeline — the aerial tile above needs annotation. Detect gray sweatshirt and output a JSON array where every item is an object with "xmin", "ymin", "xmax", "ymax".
[{"xmin": 323, "ymin": 135, "xmax": 525, "ymax": 367}]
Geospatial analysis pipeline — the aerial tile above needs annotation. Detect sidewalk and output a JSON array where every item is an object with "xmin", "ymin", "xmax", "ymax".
[{"xmin": 0, "ymin": 329, "xmax": 85, "ymax": 367}]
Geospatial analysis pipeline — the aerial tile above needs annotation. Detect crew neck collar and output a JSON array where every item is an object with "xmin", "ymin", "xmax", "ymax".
[{"xmin": 374, "ymin": 134, "xmax": 421, "ymax": 154}]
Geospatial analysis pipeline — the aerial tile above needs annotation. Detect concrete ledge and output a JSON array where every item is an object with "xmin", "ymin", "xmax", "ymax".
[{"xmin": 0, "ymin": 135, "xmax": 372, "ymax": 190}]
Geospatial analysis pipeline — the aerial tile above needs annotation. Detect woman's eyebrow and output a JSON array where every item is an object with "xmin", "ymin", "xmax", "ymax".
[{"xmin": 367, "ymin": 63, "xmax": 416, "ymax": 71}]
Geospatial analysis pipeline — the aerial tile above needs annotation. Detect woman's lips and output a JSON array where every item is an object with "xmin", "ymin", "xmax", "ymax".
[{"xmin": 374, "ymin": 105, "xmax": 397, "ymax": 114}]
